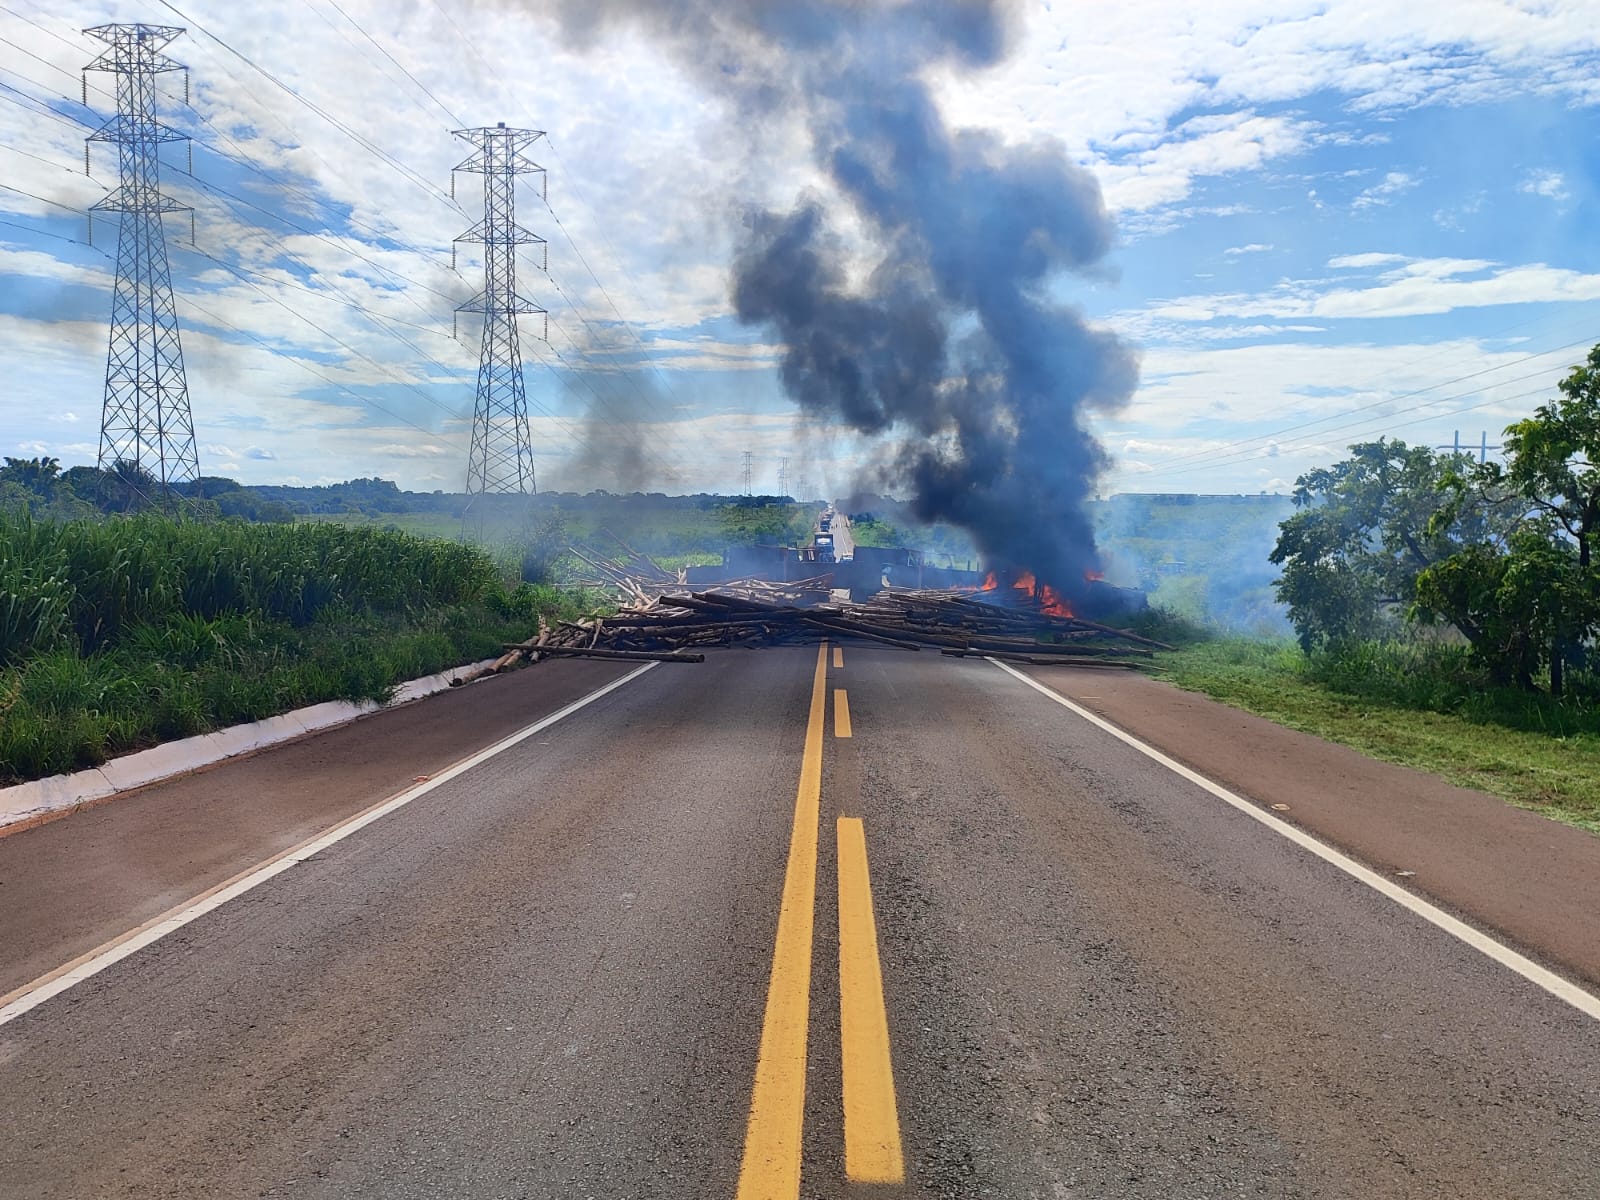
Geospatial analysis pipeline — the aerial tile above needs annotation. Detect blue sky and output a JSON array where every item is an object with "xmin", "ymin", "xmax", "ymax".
[{"xmin": 1, "ymin": 0, "xmax": 1598, "ymax": 498}]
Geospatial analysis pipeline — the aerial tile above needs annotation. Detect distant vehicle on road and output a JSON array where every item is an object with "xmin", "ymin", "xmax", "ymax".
[{"xmin": 814, "ymin": 532, "xmax": 835, "ymax": 562}]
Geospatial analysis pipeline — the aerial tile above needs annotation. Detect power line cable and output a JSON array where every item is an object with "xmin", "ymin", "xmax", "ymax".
[
  {"xmin": 0, "ymin": 15, "xmax": 446, "ymax": 255},
  {"xmin": 1157, "ymin": 370, "xmax": 1587, "ymax": 482},
  {"xmin": 156, "ymin": 0, "xmax": 462, "ymax": 212},
  {"xmin": 405, "ymin": 6, "xmax": 705, "ymax": 470},
  {"xmin": 1149, "ymin": 331, "xmax": 1600, "ymax": 473},
  {"xmin": 0, "ymin": 76, "xmax": 459, "ymax": 327},
  {"xmin": 319, "ymin": 0, "xmax": 465, "ymax": 128},
  {"xmin": 7, "ymin": 10, "xmax": 698, "ymax": 481}
]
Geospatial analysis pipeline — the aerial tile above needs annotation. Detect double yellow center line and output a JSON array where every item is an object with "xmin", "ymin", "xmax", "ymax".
[{"xmin": 735, "ymin": 643, "xmax": 903, "ymax": 1197}]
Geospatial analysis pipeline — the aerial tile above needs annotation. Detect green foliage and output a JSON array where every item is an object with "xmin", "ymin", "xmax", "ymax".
[
  {"xmin": 1270, "ymin": 439, "xmax": 1511, "ymax": 652},
  {"xmin": 716, "ymin": 501, "xmax": 815, "ymax": 547},
  {"xmin": 0, "ymin": 458, "xmax": 96, "ymax": 523},
  {"xmin": 515, "ymin": 514, "xmax": 570, "ymax": 584},
  {"xmin": 1413, "ymin": 526, "xmax": 1595, "ymax": 690},
  {"xmin": 1411, "ymin": 346, "xmax": 1600, "ymax": 694},
  {"xmin": 846, "ymin": 516, "xmax": 902, "ymax": 548},
  {"xmin": 0, "ymin": 513, "xmax": 591, "ymax": 782},
  {"xmin": 0, "ymin": 456, "xmax": 62, "ymax": 496},
  {"xmin": 1497, "ymin": 343, "xmax": 1600, "ymax": 567},
  {"xmin": 1125, "ymin": 604, "xmax": 1212, "ymax": 648},
  {"xmin": 0, "ymin": 510, "xmax": 501, "ymax": 664}
]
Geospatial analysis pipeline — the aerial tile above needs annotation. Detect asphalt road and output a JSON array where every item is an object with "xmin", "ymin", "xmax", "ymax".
[
  {"xmin": 828, "ymin": 510, "xmax": 855, "ymax": 561},
  {"xmin": 2, "ymin": 645, "xmax": 1598, "ymax": 1198}
]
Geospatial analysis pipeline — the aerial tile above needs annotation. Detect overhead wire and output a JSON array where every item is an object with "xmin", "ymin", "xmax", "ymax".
[
  {"xmin": 319, "ymin": 0, "xmax": 466, "ymax": 129},
  {"xmin": 0, "ymin": 25, "xmax": 467, "ymax": 299},
  {"xmin": 0, "ymin": 123, "xmax": 676, "ymax": 484},
  {"xmin": 318, "ymin": 0, "xmax": 717, "ymax": 475},
  {"xmin": 1156, "ymin": 383, "xmax": 1556, "ymax": 485},
  {"xmin": 1155, "ymin": 360, "xmax": 1591, "ymax": 482},
  {"xmin": 6, "ymin": 5, "xmax": 705, "ymax": 481},
  {"xmin": 155, "ymin": 0, "xmax": 463, "ymax": 212},
  {"xmin": 0, "ymin": 216, "xmax": 88, "ymax": 246},
  {"xmin": 1147, "ymin": 329, "xmax": 1600, "ymax": 474},
  {"xmin": 0, "ymin": 11, "xmax": 459, "ymax": 258},
  {"xmin": 413, "ymin": 1, "xmax": 711, "ymax": 475},
  {"xmin": 152, "ymin": 0, "xmax": 698, "ymax": 479}
]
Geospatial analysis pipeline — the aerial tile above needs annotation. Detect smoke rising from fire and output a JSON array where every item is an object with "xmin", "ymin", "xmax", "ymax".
[{"xmin": 544, "ymin": 0, "xmax": 1139, "ymax": 597}]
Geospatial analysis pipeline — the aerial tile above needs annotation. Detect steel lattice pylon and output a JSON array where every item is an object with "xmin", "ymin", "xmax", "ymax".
[
  {"xmin": 453, "ymin": 123, "xmax": 547, "ymax": 495},
  {"xmin": 85, "ymin": 23, "xmax": 198, "ymax": 488}
]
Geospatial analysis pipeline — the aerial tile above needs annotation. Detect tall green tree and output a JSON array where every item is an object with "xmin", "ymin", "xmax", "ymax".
[
  {"xmin": 1414, "ymin": 345, "xmax": 1600, "ymax": 694},
  {"xmin": 0, "ymin": 456, "xmax": 62, "ymax": 497},
  {"xmin": 1269, "ymin": 439, "xmax": 1505, "ymax": 651}
]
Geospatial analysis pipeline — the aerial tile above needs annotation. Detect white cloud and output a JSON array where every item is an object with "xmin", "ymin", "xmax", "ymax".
[
  {"xmin": 1098, "ymin": 112, "xmax": 1315, "ymax": 212},
  {"xmin": 1139, "ymin": 258, "xmax": 1600, "ymax": 323},
  {"xmin": 1520, "ymin": 169, "xmax": 1570, "ymax": 202},
  {"xmin": 1224, "ymin": 243, "xmax": 1274, "ymax": 255},
  {"xmin": 1352, "ymin": 171, "xmax": 1419, "ymax": 210},
  {"xmin": 1328, "ymin": 252, "xmax": 1410, "ymax": 269}
]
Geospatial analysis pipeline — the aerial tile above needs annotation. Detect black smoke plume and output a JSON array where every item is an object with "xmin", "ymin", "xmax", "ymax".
[{"xmin": 547, "ymin": 0, "xmax": 1138, "ymax": 598}]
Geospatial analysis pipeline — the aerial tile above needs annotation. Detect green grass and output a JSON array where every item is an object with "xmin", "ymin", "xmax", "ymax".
[
  {"xmin": 0, "ymin": 513, "xmax": 601, "ymax": 784},
  {"xmin": 1154, "ymin": 636, "xmax": 1600, "ymax": 833}
]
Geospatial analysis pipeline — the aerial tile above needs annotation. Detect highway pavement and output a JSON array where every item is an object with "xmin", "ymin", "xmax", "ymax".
[{"xmin": 2, "ymin": 645, "xmax": 1598, "ymax": 1198}]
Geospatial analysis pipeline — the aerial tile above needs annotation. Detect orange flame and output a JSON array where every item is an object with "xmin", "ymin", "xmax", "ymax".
[
  {"xmin": 1084, "ymin": 568, "xmax": 1104, "ymax": 583},
  {"xmin": 1040, "ymin": 584, "xmax": 1073, "ymax": 618},
  {"xmin": 1012, "ymin": 570, "xmax": 1037, "ymax": 598},
  {"xmin": 979, "ymin": 571, "xmax": 998, "ymax": 592}
]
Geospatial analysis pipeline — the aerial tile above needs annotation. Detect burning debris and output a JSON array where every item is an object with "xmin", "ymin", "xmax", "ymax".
[
  {"xmin": 541, "ymin": 0, "xmax": 1140, "ymax": 610},
  {"xmin": 494, "ymin": 580, "xmax": 1168, "ymax": 671}
]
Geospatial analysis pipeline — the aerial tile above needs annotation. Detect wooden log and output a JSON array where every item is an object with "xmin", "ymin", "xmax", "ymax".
[{"xmin": 799, "ymin": 615, "xmax": 922, "ymax": 650}]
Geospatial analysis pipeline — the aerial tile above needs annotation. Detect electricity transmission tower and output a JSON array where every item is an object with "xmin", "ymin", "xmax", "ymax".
[
  {"xmin": 85, "ymin": 23, "xmax": 199, "ymax": 489},
  {"xmin": 453, "ymin": 122, "xmax": 547, "ymax": 495},
  {"xmin": 777, "ymin": 455, "xmax": 789, "ymax": 498},
  {"xmin": 741, "ymin": 449, "xmax": 753, "ymax": 496}
]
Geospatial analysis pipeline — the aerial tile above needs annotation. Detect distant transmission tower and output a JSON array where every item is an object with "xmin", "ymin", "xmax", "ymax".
[
  {"xmin": 85, "ymin": 23, "xmax": 199, "ymax": 488},
  {"xmin": 453, "ymin": 122, "xmax": 547, "ymax": 495},
  {"xmin": 777, "ymin": 455, "xmax": 789, "ymax": 498},
  {"xmin": 741, "ymin": 449, "xmax": 753, "ymax": 496}
]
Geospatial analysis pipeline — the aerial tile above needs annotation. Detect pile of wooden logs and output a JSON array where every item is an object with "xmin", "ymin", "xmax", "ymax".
[
  {"xmin": 565, "ymin": 532, "xmax": 684, "ymax": 606},
  {"xmin": 493, "ymin": 583, "xmax": 1169, "ymax": 671},
  {"xmin": 842, "ymin": 588, "xmax": 1171, "ymax": 664}
]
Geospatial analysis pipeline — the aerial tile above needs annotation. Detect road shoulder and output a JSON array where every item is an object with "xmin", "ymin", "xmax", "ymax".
[
  {"xmin": 0, "ymin": 658, "xmax": 636, "ymax": 996},
  {"xmin": 1017, "ymin": 663, "xmax": 1600, "ymax": 988}
]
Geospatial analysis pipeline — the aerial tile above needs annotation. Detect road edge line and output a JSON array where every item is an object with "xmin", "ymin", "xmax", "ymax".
[
  {"xmin": 990, "ymin": 658, "xmax": 1600, "ymax": 1023},
  {"xmin": 0, "ymin": 662, "xmax": 660, "ymax": 1030}
]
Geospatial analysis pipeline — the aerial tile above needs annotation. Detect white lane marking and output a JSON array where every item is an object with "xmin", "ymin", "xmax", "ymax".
[
  {"xmin": 0, "ymin": 663, "xmax": 660, "ymax": 1030},
  {"xmin": 990, "ymin": 659, "xmax": 1600, "ymax": 1023}
]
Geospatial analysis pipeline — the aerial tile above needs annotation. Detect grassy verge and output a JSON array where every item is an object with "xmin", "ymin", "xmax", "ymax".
[
  {"xmin": 0, "ymin": 513, "xmax": 602, "ymax": 784},
  {"xmin": 1153, "ymin": 636, "xmax": 1600, "ymax": 833}
]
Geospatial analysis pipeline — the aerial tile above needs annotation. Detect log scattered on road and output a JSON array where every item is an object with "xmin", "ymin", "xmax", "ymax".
[{"xmin": 500, "ymin": 576, "xmax": 1166, "ymax": 668}]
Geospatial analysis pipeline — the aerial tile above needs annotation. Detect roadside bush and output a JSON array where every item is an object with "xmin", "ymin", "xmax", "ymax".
[
  {"xmin": 1304, "ymin": 638, "xmax": 1600, "ymax": 736},
  {"xmin": 0, "ymin": 512, "xmax": 597, "ymax": 784},
  {"xmin": 0, "ymin": 511, "xmax": 504, "ymax": 663}
]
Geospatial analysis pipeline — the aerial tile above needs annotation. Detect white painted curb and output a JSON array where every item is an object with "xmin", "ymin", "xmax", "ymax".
[{"xmin": 0, "ymin": 657, "xmax": 500, "ymax": 834}]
